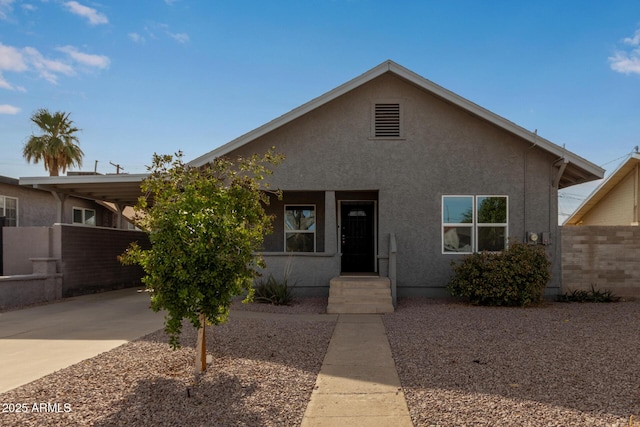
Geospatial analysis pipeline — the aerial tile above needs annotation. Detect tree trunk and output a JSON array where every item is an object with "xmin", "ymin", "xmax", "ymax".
[{"xmin": 195, "ymin": 313, "xmax": 207, "ymax": 373}]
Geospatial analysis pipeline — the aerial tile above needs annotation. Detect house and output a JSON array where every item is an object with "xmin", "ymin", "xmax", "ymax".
[
  {"xmin": 190, "ymin": 60, "xmax": 604, "ymax": 308},
  {"xmin": 564, "ymin": 152, "xmax": 640, "ymax": 226},
  {"xmin": 562, "ymin": 152, "xmax": 640, "ymax": 297},
  {"xmin": 2, "ymin": 174, "xmax": 147, "ymax": 297},
  {"xmin": 0, "ymin": 174, "xmax": 133, "ymax": 229}
]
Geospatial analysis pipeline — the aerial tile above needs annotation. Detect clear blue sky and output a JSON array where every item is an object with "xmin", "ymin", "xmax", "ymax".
[{"xmin": 2, "ymin": 1, "xmax": 640, "ymax": 219}]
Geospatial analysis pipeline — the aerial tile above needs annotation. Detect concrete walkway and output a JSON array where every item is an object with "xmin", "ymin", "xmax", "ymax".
[
  {"xmin": 301, "ymin": 314, "xmax": 413, "ymax": 427},
  {"xmin": 0, "ymin": 287, "xmax": 165, "ymax": 393}
]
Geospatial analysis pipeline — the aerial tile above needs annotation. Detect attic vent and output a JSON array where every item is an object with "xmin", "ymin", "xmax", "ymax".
[{"xmin": 374, "ymin": 103, "xmax": 401, "ymax": 138}]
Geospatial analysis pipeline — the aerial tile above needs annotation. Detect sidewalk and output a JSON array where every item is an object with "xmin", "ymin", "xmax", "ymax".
[
  {"xmin": 301, "ymin": 314, "xmax": 413, "ymax": 427},
  {"xmin": 0, "ymin": 288, "xmax": 165, "ymax": 394}
]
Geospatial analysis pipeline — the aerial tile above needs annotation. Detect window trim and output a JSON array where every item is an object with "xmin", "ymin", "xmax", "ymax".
[
  {"xmin": 0, "ymin": 195, "xmax": 18, "ymax": 227},
  {"xmin": 370, "ymin": 100, "xmax": 404, "ymax": 139},
  {"xmin": 284, "ymin": 204, "xmax": 316, "ymax": 253},
  {"xmin": 72, "ymin": 207, "xmax": 96, "ymax": 226},
  {"xmin": 442, "ymin": 195, "xmax": 508, "ymax": 254}
]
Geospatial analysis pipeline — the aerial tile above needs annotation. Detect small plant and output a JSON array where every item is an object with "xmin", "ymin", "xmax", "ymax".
[
  {"xmin": 557, "ymin": 284, "xmax": 620, "ymax": 303},
  {"xmin": 447, "ymin": 241, "xmax": 551, "ymax": 307},
  {"xmin": 253, "ymin": 274, "xmax": 295, "ymax": 305}
]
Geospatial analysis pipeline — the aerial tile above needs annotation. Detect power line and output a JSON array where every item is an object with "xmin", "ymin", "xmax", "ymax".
[{"xmin": 599, "ymin": 147, "xmax": 638, "ymax": 168}]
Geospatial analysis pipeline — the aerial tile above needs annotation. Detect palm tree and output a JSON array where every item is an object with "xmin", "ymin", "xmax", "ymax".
[{"xmin": 23, "ymin": 109, "xmax": 84, "ymax": 176}]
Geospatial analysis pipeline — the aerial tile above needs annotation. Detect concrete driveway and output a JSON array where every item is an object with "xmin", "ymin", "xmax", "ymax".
[{"xmin": 0, "ymin": 287, "xmax": 165, "ymax": 394}]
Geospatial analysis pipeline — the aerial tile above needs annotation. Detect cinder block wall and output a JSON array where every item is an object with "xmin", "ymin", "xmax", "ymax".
[
  {"xmin": 59, "ymin": 225, "xmax": 150, "ymax": 297},
  {"xmin": 561, "ymin": 226, "xmax": 640, "ymax": 297}
]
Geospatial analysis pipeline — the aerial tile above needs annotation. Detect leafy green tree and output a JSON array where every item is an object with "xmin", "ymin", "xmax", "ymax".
[
  {"xmin": 120, "ymin": 149, "xmax": 282, "ymax": 372},
  {"xmin": 23, "ymin": 109, "xmax": 84, "ymax": 176}
]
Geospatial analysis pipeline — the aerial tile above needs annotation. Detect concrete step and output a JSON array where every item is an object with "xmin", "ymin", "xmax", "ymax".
[
  {"xmin": 329, "ymin": 287, "xmax": 391, "ymax": 297},
  {"xmin": 329, "ymin": 276, "xmax": 391, "ymax": 289},
  {"xmin": 327, "ymin": 302, "xmax": 394, "ymax": 314},
  {"xmin": 328, "ymin": 295, "xmax": 392, "ymax": 305},
  {"xmin": 327, "ymin": 276, "xmax": 394, "ymax": 314}
]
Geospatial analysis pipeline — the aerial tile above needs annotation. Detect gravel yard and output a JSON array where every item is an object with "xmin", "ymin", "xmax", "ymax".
[
  {"xmin": 384, "ymin": 298, "xmax": 640, "ymax": 427},
  {"xmin": 2, "ymin": 296, "xmax": 639, "ymax": 426},
  {"xmin": 0, "ymin": 298, "xmax": 334, "ymax": 427}
]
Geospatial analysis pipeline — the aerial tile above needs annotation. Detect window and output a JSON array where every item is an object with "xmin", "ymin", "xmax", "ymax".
[
  {"xmin": 285, "ymin": 205, "xmax": 315, "ymax": 252},
  {"xmin": 73, "ymin": 207, "xmax": 96, "ymax": 226},
  {"xmin": 0, "ymin": 195, "xmax": 18, "ymax": 227},
  {"xmin": 442, "ymin": 196, "xmax": 507, "ymax": 253},
  {"xmin": 372, "ymin": 102, "xmax": 402, "ymax": 138}
]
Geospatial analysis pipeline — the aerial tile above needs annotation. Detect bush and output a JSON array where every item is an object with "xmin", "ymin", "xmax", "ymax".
[
  {"xmin": 447, "ymin": 241, "xmax": 551, "ymax": 306},
  {"xmin": 557, "ymin": 285, "xmax": 620, "ymax": 303},
  {"xmin": 253, "ymin": 274, "xmax": 295, "ymax": 305}
]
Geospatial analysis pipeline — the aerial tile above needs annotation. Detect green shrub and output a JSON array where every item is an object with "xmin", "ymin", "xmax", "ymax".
[
  {"xmin": 253, "ymin": 274, "xmax": 295, "ymax": 305},
  {"xmin": 557, "ymin": 284, "xmax": 620, "ymax": 303},
  {"xmin": 447, "ymin": 241, "xmax": 551, "ymax": 306}
]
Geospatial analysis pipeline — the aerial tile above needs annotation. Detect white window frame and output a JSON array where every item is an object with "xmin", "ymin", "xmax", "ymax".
[
  {"xmin": 442, "ymin": 195, "xmax": 508, "ymax": 254},
  {"xmin": 284, "ymin": 204, "xmax": 316, "ymax": 253},
  {"xmin": 72, "ymin": 207, "xmax": 96, "ymax": 226},
  {"xmin": 0, "ymin": 195, "xmax": 18, "ymax": 227},
  {"xmin": 370, "ymin": 100, "xmax": 404, "ymax": 139}
]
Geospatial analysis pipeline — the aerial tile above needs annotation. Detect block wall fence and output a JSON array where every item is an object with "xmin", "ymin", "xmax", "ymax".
[{"xmin": 561, "ymin": 226, "xmax": 640, "ymax": 298}]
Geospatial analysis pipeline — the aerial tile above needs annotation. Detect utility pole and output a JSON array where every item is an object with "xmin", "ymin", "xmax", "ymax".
[{"xmin": 109, "ymin": 161, "xmax": 124, "ymax": 174}]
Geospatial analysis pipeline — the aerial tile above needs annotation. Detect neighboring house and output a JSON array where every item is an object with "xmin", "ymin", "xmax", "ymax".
[
  {"xmin": 0, "ymin": 174, "xmax": 131, "ymax": 228},
  {"xmin": 190, "ymin": 60, "xmax": 604, "ymax": 300},
  {"xmin": 562, "ymin": 152, "xmax": 640, "ymax": 297},
  {"xmin": 564, "ymin": 152, "xmax": 640, "ymax": 226},
  {"xmin": 2, "ymin": 174, "xmax": 144, "ymax": 295}
]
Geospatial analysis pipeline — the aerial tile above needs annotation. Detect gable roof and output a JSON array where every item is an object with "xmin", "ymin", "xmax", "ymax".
[
  {"xmin": 190, "ymin": 60, "xmax": 603, "ymax": 189},
  {"xmin": 564, "ymin": 153, "xmax": 640, "ymax": 225}
]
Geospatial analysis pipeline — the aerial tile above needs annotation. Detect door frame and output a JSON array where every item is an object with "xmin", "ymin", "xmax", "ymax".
[{"xmin": 338, "ymin": 200, "xmax": 378, "ymax": 274}]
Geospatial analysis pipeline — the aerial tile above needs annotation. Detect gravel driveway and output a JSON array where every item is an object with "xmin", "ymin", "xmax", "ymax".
[{"xmin": 1, "ymin": 297, "xmax": 638, "ymax": 426}]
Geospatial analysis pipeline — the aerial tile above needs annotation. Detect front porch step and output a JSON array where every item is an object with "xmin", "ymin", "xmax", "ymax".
[{"xmin": 327, "ymin": 276, "xmax": 394, "ymax": 314}]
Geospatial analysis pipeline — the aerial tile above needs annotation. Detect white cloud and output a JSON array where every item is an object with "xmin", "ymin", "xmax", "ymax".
[
  {"xmin": 57, "ymin": 45, "xmax": 110, "ymax": 69},
  {"xmin": 610, "ymin": 29, "xmax": 640, "ymax": 75},
  {"xmin": 0, "ymin": 72, "xmax": 26, "ymax": 91},
  {"xmin": 132, "ymin": 23, "xmax": 189, "ymax": 44},
  {"xmin": 128, "ymin": 32, "xmax": 145, "ymax": 44},
  {"xmin": 23, "ymin": 46, "xmax": 74, "ymax": 83},
  {"xmin": 0, "ymin": 41, "xmax": 109, "ymax": 89},
  {"xmin": 0, "ymin": 42, "xmax": 28, "ymax": 72},
  {"xmin": 623, "ymin": 29, "xmax": 640, "ymax": 46},
  {"xmin": 609, "ymin": 50, "xmax": 640, "ymax": 75},
  {"xmin": 0, "ymin": 73, "xmax": 14, "ymax": 90},
  {"xmin": 0, "ymin": 104, "xmax": 20, "ymax": 114},
  {"xmin": 0, "ymin": 0, "xmax": 15, "ymax": 20},
  {"xmin": 168, "ymin": 32, "xmax": 189, "ymax": 43},
  {"xmin": 63, "ymin": 1, "xmax": 108, "ymax": 25}
]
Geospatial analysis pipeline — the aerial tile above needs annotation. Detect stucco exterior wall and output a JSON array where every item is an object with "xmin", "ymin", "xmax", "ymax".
[
  {"xmin": 0, "ymin": 181, "xmax": 57, "ymax": 227},
  {"xmin": 2, "ymin": 226, "xmax": 51, "ymax": 275},
  {"xmin": 228, "ymin": 74, "xmax": 561, "ymax": 296},
  {"xmin": 562, "ymin": 226, "xmax": 640, "ymax": 297}
]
